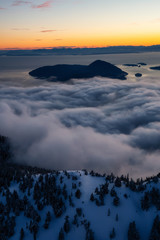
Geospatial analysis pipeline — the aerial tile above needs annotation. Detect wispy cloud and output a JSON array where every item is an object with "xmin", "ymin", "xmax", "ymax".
[
  {"xmin": 40, "ymin": 29, "xmax": 57, "ymax": 33},
  {"xmin": 130, "ymin": 22, "xmax": 139, "ymax": 26},
  {"xmin": 130, "ymin": 18, "xmax": 160, "ymax": 26},
  {"xmin": 151, "ymin": 18, "xmax": 160, "ymax": 23},
  {"xmin": 0, "ymin": 7, "xmax": 6, "ymax": 10},
  {"xmin": 35, "ymin": 39, "xmax": 42, "ymax": 41},
  {"xmin": 12, "ymin": 1, "xmax": 31, "ymax": 6},
  {"xmin": 32, "ymin": 0, "xmax": 53, "ymax": 9},
  {"xmin": 11, "ymin": 28, "xmax": 29, "ymax": 31}
]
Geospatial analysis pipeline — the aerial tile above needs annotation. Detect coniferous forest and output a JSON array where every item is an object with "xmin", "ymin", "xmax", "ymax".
[{"xmin": 0, "ymin": 134, "xmax": 160, "ymax": 240}]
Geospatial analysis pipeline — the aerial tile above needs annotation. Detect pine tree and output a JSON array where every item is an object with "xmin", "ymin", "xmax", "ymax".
[
  {"xmin": 113, "ymin": 196, "xmax": 120, "ymax": 206},
  {"xmin": 107, "ymin": 208, "xmax": 111, "ymax": 216},
  {"xmin": 110, "ymin": 187, "xmax": 116, "ymax": 197},
  {"xmin": 149, "ymin": 215, "xmax": 160, "ymax": 240},
  {"xmin": 115, "ymin": 177, "xmax": 121, "ymax": 187},
  {"xmin": 58, "ymin": 228, "xmax": 64, "ymax": 240},
  {"xmin": 75, "ymin": 189, "xmax": 81, "ymax": 199},
  {"xmin": 20, "ymin": 228, "xmax": 24, "ymax": 240},
  {"xmin": 64, "ymin": 216, "xmax": 70, "ymax": 233},
  {"xmin": 110, "ymin": 228, "xmax": 116, "ymax": 239},
  {"xmin": 90, "ymin": 193, "xmax": 94, "ymax": 202},
  {"xmin": 128, "ymin": 221, "xmax": 140, "ymax": 240},
  {"xmin": 76, "ymin": 208, "xmax": 82, "ymax": 216},
  {"xmin": 72, "ymin": 214, "xmax": 78, "ymax": 226},
  {"xmin": 141, "ymin": 192, "xmax": 150, "ymax": 210},
  {"xmin": 86, "ymin": 229, "xmax": 94, "ymax": 240}
]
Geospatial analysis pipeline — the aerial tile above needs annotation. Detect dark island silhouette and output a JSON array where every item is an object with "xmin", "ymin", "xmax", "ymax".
[
  {"xmin": 138, "ymin": 62, "xmax": 147, "ymax": 66},
  {"xmin": 123, "ymin": 63, "xmax": 139, "ymax": 67},
  {"xmin": 135, "ymin": 73, "xmax": 142, "ymax": 77},
  {"xmin": 123, "ymin": 63, "xmax": 147, "ymax": 67},
  {"xmin": 29, "ymin": 60, "xmax": 128, "ymax": 81},
  {"xmin": 150, "ymin": 66, "xmax": 160, "ymax": 71}
]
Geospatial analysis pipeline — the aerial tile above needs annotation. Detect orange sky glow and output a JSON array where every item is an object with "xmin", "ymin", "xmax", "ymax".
[
  {"xmin": 1, "ymin": 33, "xmax": 160, "ymax": 50},
  {"xmin": 1, "ymin": 0, "xmax": 160, "ymax": 50}
]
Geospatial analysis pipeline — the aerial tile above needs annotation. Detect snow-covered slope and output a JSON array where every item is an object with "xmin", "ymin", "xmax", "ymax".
[{"xmin": 0, "ymin": 164, "xmax": 160, "ymax": 240}]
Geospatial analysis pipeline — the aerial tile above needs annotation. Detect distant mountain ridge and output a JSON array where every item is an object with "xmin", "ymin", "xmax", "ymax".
[
  {"xmin": 1, "ymin": 45, "xmax": 160, "ymax": 56},
  {"xmin": 29, "ymin": 60, "xmax": 128, "ymax": 81}
]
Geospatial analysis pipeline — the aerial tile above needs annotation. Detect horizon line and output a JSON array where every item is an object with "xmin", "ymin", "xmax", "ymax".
[{"xmin": 1, "ymin": 44, "xmax": 160, "ymax": 51}]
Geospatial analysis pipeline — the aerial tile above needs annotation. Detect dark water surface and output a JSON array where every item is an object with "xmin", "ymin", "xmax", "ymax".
[{"xmin": 0, "ymin": 52, "xmax": 160, "ymax": 86}]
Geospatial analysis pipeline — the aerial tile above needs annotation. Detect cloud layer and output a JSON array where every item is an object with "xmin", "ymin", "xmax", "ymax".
[{"xmin": 0, "ymin": 77, "xmax": 160, "ymax": 178}]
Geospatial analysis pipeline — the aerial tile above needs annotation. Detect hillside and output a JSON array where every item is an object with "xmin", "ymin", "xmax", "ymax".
[{"xmin": 0, "ymin": 163, "xmax": 160, "ymax": 240}]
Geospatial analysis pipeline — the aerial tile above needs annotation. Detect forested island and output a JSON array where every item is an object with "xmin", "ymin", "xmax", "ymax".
[{"xmin": 29, "ymin": 60, "xmax": 128, "ymax": 81}]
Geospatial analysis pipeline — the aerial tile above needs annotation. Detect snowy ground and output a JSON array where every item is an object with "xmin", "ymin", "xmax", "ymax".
[{"xmin": 0, "ymin": 168, "xmax": 158, "ymax": 240}]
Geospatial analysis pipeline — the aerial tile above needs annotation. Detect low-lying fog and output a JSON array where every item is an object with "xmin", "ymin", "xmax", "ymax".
[{"xmin": 0, "ymin": 53, "xmax": 160, "ymax": 179}]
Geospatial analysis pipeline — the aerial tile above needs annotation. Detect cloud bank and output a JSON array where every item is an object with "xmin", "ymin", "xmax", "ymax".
[{"xmin": 0, "ymin": 78, "xmax": 160, "ymax": 178}]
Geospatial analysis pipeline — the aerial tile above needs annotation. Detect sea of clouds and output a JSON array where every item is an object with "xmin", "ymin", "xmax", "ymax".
[{"xmin": 0, "ymin": 77, "xmax": 160, "ymax": 178}]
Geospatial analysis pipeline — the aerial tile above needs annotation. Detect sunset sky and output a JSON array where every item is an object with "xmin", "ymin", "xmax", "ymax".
[{"xmin": 1, "ymin": 0, "xmax": 160, "ymax": 49}]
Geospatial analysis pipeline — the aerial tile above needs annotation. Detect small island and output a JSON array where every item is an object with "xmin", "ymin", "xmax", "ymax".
[
  {"xmin": 135, "ymin": 73, "xmax": 142, "ymax": 77},
  {"xmin": 123, "ymin": 63, "xmax": 139, "ymax": 67},
  {"xmin": 29, "ymin": 60, "xmax": 128, "ymax": 81},
  {"xmin": 138, "ymin": 62, "xmax": 147, "ymax": 66},
  {"xmin": 123, "ymin": 63, "xmax": 147, "ymax": 67},
  {"xmin": 150, "ymin": 66, "xmax": 160, "ymax": 71}
]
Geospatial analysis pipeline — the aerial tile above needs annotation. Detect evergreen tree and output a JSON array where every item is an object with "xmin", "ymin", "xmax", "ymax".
[
  {"xmin": 128, "ymin": 221, "xmax": 140, "ymax": 240},
  {"xmin": 86, "ymin": 229, "xmax": 94, "ymax": 240},
  {"xmin": 141, "ymin": 192, "xmax": 150, "ymax": 210},
  {"xmin": 64, "ymin": 216, "xmax": 70, "ymax": 233},
  {"xmin": 110, "ymin": 228, "xmax": 116, "ymax": 239},
  {"xmin": 90, "ymin": 193, "xmax": 94, "ymax": 202},
  {"xmin": 75, "ymin": 189, "xmax": 81, "ymax": 199},
  {"xmin": 72, "ymin": 214, "xmax": 78, "ymax": 226},
  {"xmin": 115, "ymin": 177, "xmax": 121, "ymax": 187},
  {"xmin": 58, "ymin": 228, "xmax": 64, "ymax": 240},
  {"xmin": 110, "ymin": 187, "xmax": 117, "ymax": 197},
  {"xmin": 149, "ymin": 215, "xmax": 160, "ymax": 240},
  {"xmin": 113, "ymin": 196, "xmax": 120, "ymax": 206},
  {"xmin": 20, "ymin": 228, "xmax": 24, "ymax": 240},
  {"xmin": 107, "ymin": 208, "xmax": 111, "ymax": 216},
  {"xmin": 76, "ymin": 208, "xmax": 82, "ymax": 216}
]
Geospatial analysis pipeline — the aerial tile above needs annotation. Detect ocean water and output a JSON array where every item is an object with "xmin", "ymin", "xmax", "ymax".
[
  {"xmin": 0, "ymin": 52, "xmax": 160, "ymax": 86},
  {"xmin": 0, "ymin": 52, "xmax": 160, "ymax": 178}
]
